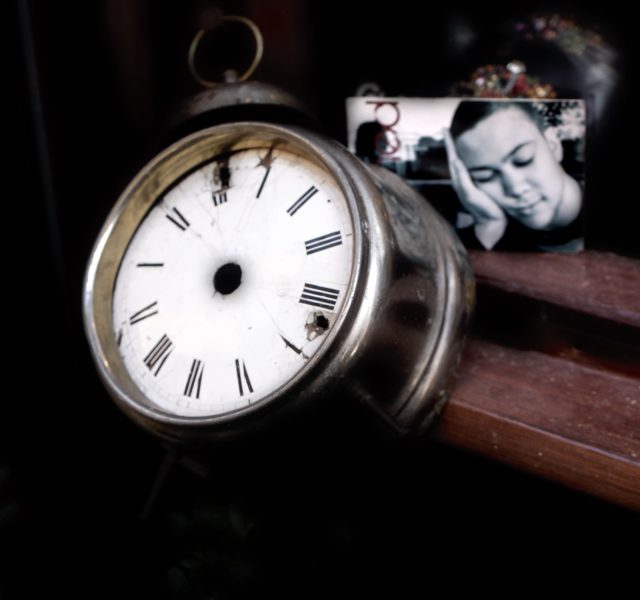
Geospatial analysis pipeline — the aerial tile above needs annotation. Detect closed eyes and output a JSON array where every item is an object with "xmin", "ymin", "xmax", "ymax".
[
  {"xmin": 470, "ymin": 168, "xmax": 497, "ymax": 184},
  {"xmin": 470, "ymin": 144, "xmax": 536, "ymax": 184}
]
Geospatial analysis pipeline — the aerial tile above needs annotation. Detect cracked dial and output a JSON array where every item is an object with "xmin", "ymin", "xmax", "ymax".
[{"xmin": 112, "ymin": 145, "xmax": 355, "ymax": 418}]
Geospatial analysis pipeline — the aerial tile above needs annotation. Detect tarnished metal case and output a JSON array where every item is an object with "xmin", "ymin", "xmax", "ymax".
[{"xmin": 83, "ymin": 122, "xmax": 474, "ymax": 444}]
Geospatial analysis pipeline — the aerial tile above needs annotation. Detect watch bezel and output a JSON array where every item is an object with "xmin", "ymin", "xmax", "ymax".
[{"xmin": 83, "ymin": 122, "xmax": 379, "ymax": 440}]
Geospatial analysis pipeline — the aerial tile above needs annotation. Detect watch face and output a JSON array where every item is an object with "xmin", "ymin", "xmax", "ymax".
[{"xmin": 111, "ymin": 143, "xmax": 355, "ymax": 418}]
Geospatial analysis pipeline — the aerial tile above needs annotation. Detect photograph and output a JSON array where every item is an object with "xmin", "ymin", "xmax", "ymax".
[{"xmin": 347, "ymin": 97, "xmax": 586, "ymax": 252}]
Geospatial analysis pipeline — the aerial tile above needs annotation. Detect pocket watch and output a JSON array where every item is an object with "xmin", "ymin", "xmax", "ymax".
[
  {"xmin": 82, "ymin": 22, "xmax": 474, "ymax": 445},
  {"xmin": 83, "ymin": 119, "xmax": 473, "ymax": 444}
]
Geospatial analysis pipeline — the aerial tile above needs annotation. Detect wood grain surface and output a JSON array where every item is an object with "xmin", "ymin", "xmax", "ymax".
[
  {"xmin": 436, "ymin": 251, "xmax": 640, "ymax": 511},
  {"xmin": 469, "ymin": 250, "xmax": 640, "ymax": 329}
]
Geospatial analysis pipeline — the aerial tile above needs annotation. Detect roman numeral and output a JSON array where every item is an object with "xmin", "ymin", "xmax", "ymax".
[
  {"xmin": 144, "ymin": 334, "xmax": 173, "ymax": 375},
  {"xmin": 136, "ymin": 262, "xmax": 164, "ymax": 267},
  {"xmin": 256, "ymin": 167, "xmax": 271, "ymax": 198},
  {"xmin": 305, "ymin": 231, "xmax": 342, "ymax": 255},
  {"xmin": 129, "ymin": 301, "xmax": 159, "ymax": 325},
  {"xmin": 166, "ymin": 207, "xmax": 190, "ymax": 231},
  {"xmin": 235, "ymin": 359, "xmax": 254, "ymax": 396},
  {"xmin": 184, "ymin": 359, "xmax": 204, "ymax": 398},
  {"xmin": 287, "ymin": 186, "xmax": 318, "ymax": 216},
  {"xmin": 212, "ymin": 191, "xmax": 227, "ymax": 207},
  {"xmin": 299, "ymin": 283, "xmax": 340, "ymax": 311}
]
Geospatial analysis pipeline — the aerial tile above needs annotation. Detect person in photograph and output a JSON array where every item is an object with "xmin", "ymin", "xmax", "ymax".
[{"xmin": 444, "ymin": 101, "xmax": 583, "ymax": 251}]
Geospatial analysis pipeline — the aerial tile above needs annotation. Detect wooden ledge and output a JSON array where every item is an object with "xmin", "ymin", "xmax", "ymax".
[
  {"xmin": 468, "ymin": 250, "xmax": 640, "ymax": 330},
  {"xmin": 436, "ymin": 251, "xmax": 640, "ymax": 511}
]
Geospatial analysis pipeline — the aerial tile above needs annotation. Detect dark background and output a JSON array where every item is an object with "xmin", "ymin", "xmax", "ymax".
[{"xmin": 5, "ymin": 1, "xmax": 640, "ymax": 598}]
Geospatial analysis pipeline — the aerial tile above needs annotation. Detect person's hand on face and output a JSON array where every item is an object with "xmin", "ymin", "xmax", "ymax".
[{"xmin": 443, "ymin": 128, "xmax": 507, "ymax": 249}]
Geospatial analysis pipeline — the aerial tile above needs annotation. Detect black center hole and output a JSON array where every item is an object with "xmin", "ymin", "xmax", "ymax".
[{"xmin": 214, "ymin": 263, "xmax": 242, "ymax": 295}]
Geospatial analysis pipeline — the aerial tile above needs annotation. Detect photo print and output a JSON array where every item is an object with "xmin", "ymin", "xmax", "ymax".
[{"xmin": 347, "ymin": 97, "xmax": 586, "ymax": 252}]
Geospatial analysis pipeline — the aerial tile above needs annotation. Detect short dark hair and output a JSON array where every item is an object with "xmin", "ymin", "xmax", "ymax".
[{"xmin": 450, "ymin": 101, "xmax": 545, "ymax": 140}]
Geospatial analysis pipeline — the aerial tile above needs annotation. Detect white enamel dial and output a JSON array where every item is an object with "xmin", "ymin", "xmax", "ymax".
[{"xmin": 112, "ymin": 146, "xmax": 355, "ymax": 418}]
